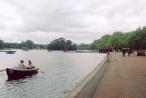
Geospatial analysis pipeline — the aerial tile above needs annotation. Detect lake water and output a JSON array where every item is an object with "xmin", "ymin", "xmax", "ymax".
[{"xmin": 0, "ymin": 50, "xmax": 106, "ymax": 98}]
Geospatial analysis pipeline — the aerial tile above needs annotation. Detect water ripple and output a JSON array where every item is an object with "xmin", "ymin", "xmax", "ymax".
[{"xmin": 0, "ymin": 50, "xmax": 106, "ymax": 98}]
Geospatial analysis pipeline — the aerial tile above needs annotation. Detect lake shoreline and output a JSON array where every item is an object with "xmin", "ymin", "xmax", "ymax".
[
  {"xmin": 0, "ymin": 50, "xmax": 105, "ymax": 98},
  {"xmin": 64, "ymin": 54, "xmax": 108, "ymax": 98}
]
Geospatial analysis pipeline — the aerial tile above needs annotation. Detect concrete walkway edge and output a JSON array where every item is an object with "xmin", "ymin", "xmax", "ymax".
[{"xmin": 63, "ymin": 56, "xmax": 108, "ymax": 98}]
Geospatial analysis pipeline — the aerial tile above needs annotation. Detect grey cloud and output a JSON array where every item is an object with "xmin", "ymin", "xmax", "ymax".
[{"xmin": 0, "ymin": 0, "xmax": 146, "ymax": 43}]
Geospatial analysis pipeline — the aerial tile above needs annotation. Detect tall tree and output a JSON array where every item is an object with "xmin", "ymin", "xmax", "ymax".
[
  {"xmin": 21, "ymin": 40, "xmax": 36, "ymax": 49},
  {"xmin": 47, "ymin": 38, "xmax": 77, "ymax": 50},
  {"xmin": 0, "ymin": 40, "xmax": 4, "ymax": 49}
]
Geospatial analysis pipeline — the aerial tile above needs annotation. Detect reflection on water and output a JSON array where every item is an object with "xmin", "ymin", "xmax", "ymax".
[{"xmin": 0, "ymin": 50, "xmax": 106, "ymax": 98}]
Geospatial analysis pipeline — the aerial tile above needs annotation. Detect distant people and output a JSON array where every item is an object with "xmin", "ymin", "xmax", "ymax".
[
  {"xmin": 28, "ymin": 60, "xmax": 35, "ymax": 68},
  {"xmin": 122, "ymin": 48, "xmax": 126, "ymax": 57},
  {"xmin": 107, "ymin": 49, "xmax": 110, "ymax": 62},
  {"xmin": 18, "ymin": 60, "xmax": 27, "ymax": 69},
  {"xmin": 132, "ymin": 49, "xmax": 134, "ymax": 54},
  {"xmin": 128, "ymin": 48, "xmax": 132, "ymax": 56}
]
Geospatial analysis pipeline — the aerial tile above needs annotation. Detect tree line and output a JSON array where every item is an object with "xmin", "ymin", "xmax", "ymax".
[
  {"xmin": 0, "ymin": 38, "xmax": 84, "ymax": 50},
  {"xmin": 1, "ymin": 26, "xmax": 146, "ymax": 50},
  {"xmin": 0, "ymin": 40, "xmax": 47, "ymax": 49},
  {"xmin": 90, "ymin": 26, "xmax": 146, "ymax": 50}
]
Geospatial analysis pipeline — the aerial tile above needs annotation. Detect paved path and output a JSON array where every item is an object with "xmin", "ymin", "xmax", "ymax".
[{"xmin": 93, "ymin": 52, "xmax": 146, "ymax": 98}]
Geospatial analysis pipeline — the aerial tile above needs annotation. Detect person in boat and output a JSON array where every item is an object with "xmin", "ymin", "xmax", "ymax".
[
  {"xmin": 18, "ymin": 60, "xmax": 27, "ymax": 69},
  {"xmin": 28, "ymin": 60, "xmax": 35, "ymax": 68}
]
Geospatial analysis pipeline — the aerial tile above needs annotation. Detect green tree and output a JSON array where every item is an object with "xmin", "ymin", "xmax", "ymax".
[
  {"xmin": 128, "ymin": 27, "xmax": 146, "ymax": 49},
  {"xmin": 21, "ymin": 40, "xmax": 36, "ymax": 49},
  {"xmin": 77, "ymin": 43, "xmax": 90, "ymax": 50},
  {"xmin": 0, "ymin": 40, "xmax": 4, "ymax": 49},
  {"xmin": 47, "ymin": 38, "xmax": 77, "ymax": 50},
  {"xmin": 89, "ymin": 27, "xmax": 146, "ymax": 50}
]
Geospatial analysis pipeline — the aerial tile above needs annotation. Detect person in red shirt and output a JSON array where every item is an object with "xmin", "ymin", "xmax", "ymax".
[
  {"xmin": 28, "ymin": 60, "xmax": 35, "ymax": 68},
  {"xmin": 128, "ymin": 48, "xmax": 132, "ymax": 56}
]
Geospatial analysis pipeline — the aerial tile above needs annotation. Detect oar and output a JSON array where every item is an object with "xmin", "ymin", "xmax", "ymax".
[
  {"xmin": 36, "ymin": 68, "xmax": 45, "ymax": 74},
  {"xmin": 38, "ymin": 70, "xmax": 45, "ymax": 74},
  {"xmin": 0, "ymin": 69, "xmax": 5, "ymax": 72}
]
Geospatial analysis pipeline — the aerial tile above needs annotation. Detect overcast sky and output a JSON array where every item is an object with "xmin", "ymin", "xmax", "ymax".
[{"xmin": 0, "ymin": 0, "xmax": 146, "ymax": 44}]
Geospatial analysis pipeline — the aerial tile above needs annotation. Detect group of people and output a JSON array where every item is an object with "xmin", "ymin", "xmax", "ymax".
[
  {"xmin": 18, "ymin": 60, "xmax": 35, "ymax": 69},
  {"xmin": 122, "ymin": 48, "xmax": 132, "ymax": 57}
]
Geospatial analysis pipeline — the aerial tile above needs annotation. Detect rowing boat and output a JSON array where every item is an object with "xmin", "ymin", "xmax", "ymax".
[
  {"xmin": 6, "ymin": 68, "xmax": 38, "ymax": 80},
  {"xmin": 6, "ymin": 51, "xmax": 16, "ymax": 54}
]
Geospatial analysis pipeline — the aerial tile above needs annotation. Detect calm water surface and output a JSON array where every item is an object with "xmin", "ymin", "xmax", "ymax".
[{"xmin": 0, "ymin": 50, "xmax": 106, "ymax": 98}]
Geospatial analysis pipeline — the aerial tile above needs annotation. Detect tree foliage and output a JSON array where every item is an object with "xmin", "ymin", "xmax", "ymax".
[
  {"xmin": 0, "ymin": 40, "xmax": 4, "ymax": 49},
  {"xmin": 21, "ymin": 40, "xmax": 36, "ymax": 49},
  {"xmin": 47, "ymin": 38, "xmax": 77, "ymax": 50},
  {"xmin": 77, "ymin": 43, "xmax": 90, "ymax": 50},
  {"xmin": 1, "ymin": 26, "xmax": 146, "ymax": 50},
  {"xmin": 0, "ymin": 40, "xmax": 47, "ymax": 49},
  {"xmin": 90, "ymin": 26, "xmax": 146, "ymax": 50}
]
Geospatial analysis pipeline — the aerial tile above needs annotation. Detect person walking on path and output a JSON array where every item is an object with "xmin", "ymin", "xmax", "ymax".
[
  {"xmin": 107, "ymin": 49, "xmax": 110, "ymax": 62},
  {"xmin": 93, "ymin": 52, "xmax": 146, "ymax": 98},
  {"xmin": 122, "ymin": 48, "xmax": 126, "ymax": 57},
  {"xmin": 128, "ymin": 48, "xmax": 132, "ymax": 56}
]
